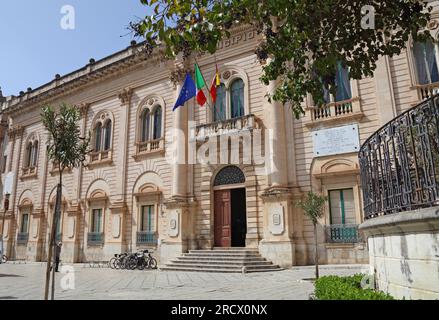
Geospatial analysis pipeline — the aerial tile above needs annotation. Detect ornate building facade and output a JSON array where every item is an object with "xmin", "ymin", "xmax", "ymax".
[{"xmin": 2, "ymin": 6, "xmax": 439, "ymax": 267}]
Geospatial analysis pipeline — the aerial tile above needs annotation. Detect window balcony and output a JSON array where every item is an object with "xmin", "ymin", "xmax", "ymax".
[
  {"xmin": 87, "ymin": 232, "xmax": 104, "ymax": 246},
  {"xmin": 414, "ymin": 82, "xmax": 439, "ymax": 100},
  {"xmin": 134, "ymin": 138, "xmax": 165, "ymax": 159},
  {"xmin": 136, "ymin": 231, "xmax": 158, "ymax": 246},
  {"xmin": 21, "ymin": 166, "xmax": 37, "ymax": 179},
  {"xmin": 194, "ymin": 114, "xmax": 260, "ymax": 141},
  {"xmin": 306, "ymin": 97, "xmax": 363, "ymax": 128},
  {"xmin": 17, "ymin": 232, "xmax": 29, "ymax": 245},
  {"xmin": 88, "ymin": 150, "xmax": 112, "ymax": 166},
  {"xmin": 325, "ymin": 224, "xmax": 362, "ymax": 243}
]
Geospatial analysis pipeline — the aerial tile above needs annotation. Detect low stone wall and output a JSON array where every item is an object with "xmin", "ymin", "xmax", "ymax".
[
  {"xmin": 360, "ymin": 207, "xmax": 439, "ymax": 300},
  {"xmin": 325, "ymin": 243, "xmax": 369, "ymax": 265}
]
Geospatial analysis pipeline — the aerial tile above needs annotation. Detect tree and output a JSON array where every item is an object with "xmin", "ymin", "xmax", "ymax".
[
  {"xmin": 130, "ymin": 0, "xmax": 433, "ymax": 118},
  {"xmin": 297, "ymin": 191, "xmax": 327, "ymax": 279},
  {"xmin": 41, "ymin": 103, "xmax": 90, "ymax": 300}
]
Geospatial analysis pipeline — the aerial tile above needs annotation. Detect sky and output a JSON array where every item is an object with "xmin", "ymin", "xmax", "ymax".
[{"xmin": 0, "ymin": 1, "xmax": 152, "ymax": 97}]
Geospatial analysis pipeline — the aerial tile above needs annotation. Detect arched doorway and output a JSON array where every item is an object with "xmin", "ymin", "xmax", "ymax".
[{"xmin": 213, "ymin": 166, "xmax": 247, "ymax": 247}]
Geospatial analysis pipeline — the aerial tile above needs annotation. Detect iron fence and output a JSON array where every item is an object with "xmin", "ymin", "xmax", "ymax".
[
  {"xmin": 136, "ymin": 231, "xmax": 157, "ymax": 246},
  {"xmin": 87, "ymin": 232, "xmax": 104, "ymax": 246},
  {"xmin": 359, "ymin": 95, "xmax": 439, "ymax": 219},
  {"xmin": 325, "ymin": 224, "xmax": 362, "ymax": 243},
  {"xmin": 17, "ymin": 233, "xmax": 29, "ymax": 245}
]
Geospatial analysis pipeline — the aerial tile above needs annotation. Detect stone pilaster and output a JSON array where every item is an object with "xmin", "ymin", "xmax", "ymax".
[
  {"xmin": 6, "ymin": 125, "xmax": 24, "ymax": 259},
  {"xmin": 160, "ymin": 63, "xmax": 197, "ymax": 264},
  {"xmin": 117, "ymin": 89, "xmax": 132, "ymax": 203},
  {"xmin": 374, "ymin": 55, "xmax": 397, "ymax": 125}
]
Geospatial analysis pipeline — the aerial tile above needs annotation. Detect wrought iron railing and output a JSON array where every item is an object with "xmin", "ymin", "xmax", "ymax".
[
  {"xmin": 136, "ymin": 231, "xmax": 157, "ymax": 246},
  {"xmin": 325, "ymin": 224, "xmax": 362, "ymax": 243},
  {"xmin": 17, "ymin": 232, "xmax": 29, "ymax": 245},
  {"xmin": 359, "ymin": 95, "xmax": 439, "ymax": 219},
  {"xmin": 87, "ymin": 232, "xmax": 104, "ymax": 246}
]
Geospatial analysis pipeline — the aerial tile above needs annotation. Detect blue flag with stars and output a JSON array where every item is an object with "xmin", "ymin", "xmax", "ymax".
[{"xmin": 173, "ymin": 73, "xmax": 196, "ymax": 111}]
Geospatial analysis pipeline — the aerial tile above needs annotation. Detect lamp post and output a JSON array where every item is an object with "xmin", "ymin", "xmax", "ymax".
[{"xmin": 0, "ymin": 193, "xmax": 10, "ymax": 264}]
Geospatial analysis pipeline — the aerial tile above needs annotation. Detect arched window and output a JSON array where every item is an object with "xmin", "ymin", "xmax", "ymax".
[
  {"xmin": 230, "ymin": 79, "xmax": 245, "ymax": 118},
  {"xmin": 153, "ymin": 106, "xmax": 162, "ymax": 140},
  {"xmin": 25, "ymin": 142, "xmax": 33, "ymax": 168},
  {"xmin": 31, "ymin": 141, "xmax": 38, "ymax": 167},
  {"xmin": 214, "ymin": 166, "xmax": 246, "ymax": 186},
  {"xmin": 413, "ymin": 40, "xmax": 439, "ymax": 85},
  {"xmin": 94, "ymin": 123, "xmax": 102, "ymax": 152},
  {"xmin": 214, "ymin": 84, "xmax": 227, "ymax": 121},
  {"xmin": 141, "ymin": 109, "xmax": 151, "ymax": 142},
  {"xmin": 103, "ymin": 120, "xmax": 112, "ymax": 151}
]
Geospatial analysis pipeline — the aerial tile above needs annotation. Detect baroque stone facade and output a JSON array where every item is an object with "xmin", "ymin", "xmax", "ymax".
[{"xmin": 2, "ymin": 4, "xmax": 439, "ymax": 267}]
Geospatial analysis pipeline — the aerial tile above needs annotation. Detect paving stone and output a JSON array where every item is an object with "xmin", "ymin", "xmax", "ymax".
[{"xmin": 0, "ymin": 263, "xmax": 364, "ymax": 300}]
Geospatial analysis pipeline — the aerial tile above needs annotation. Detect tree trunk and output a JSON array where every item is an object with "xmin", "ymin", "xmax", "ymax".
[
  {"xmin": 314, "ymin": 223, "xmax": 319, "ymax": 279},
  {"xmin": 51, "ymin": 173, "xmax": 63, "ymax": 300}
]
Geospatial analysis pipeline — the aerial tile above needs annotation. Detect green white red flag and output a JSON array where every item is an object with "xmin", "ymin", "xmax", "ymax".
[{"xmin": 194, "ymin": 64, "xmax": 207, "ymax": 106}]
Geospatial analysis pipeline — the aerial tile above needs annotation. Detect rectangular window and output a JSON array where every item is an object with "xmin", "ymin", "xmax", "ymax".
[
  {"xmin": 329, "ymin": 188, "xmax": 356, "ymax": 225},
  {"xmin": 21, "ymin": 213, "xmax": 29, "ymax": 233},
  {"xmin": 140, "ymin": 205, "xmax": 155, "ymax": 232},
  {"xmin": 91, "ymin": 208, "xmax": 103, "ymax": 233},
  {"xmin": 414, "ymin": 41, "xmax": 439, "ymax": 85},
  {"xmin": 321, "ymin": 62, "xmax": 352, "ymax": 104}
]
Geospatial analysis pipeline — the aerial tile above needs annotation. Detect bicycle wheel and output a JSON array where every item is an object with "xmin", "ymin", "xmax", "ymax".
[
  {"xmin": 127, "ymin": 257, "xmax": 137, "ymax": 270},
  {"xmin": 137, "ymin": 257, "xmax": 146, "ymax": 270},
  {"xmin": 148, "ymin": 257, "xmax": 158, "ymax": 270},
  {"xmin": 109, "ymin": 257, "xmax": 117, "ymax": 269}
]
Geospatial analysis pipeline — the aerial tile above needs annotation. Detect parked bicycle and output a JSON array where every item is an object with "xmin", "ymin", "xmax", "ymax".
[{"xmin": 109, "ymin": 250, "xmax": 157, "ymax": 271}]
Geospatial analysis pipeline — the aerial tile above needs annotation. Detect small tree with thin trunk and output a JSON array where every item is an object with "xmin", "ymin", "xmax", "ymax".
[
  {"xmin": 297, "ymin": 191, "xmax": 327, "ymax": 279},
  {"xmin": 41, "ymin": 103, "xmax": 90, "ymax": 300}
]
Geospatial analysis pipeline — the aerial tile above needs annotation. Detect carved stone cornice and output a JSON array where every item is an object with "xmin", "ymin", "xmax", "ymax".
[
  {"xmin": 77, "ymin": 103, "xmax": 90, "ymax": 118},
  {"xmin": 261, "ymin": 186, "xmax": 292, "ymax": 202},
  {"xmin": 8, "ymin": 125, "xmax": 24, "ymax": 140},
  {"xmin": 164, "ymin": 196, "xmax": 197, "ymax": 210},
  {"xmin": 118, "ymin": 88, "xmax": 133, "ymax": 105}
]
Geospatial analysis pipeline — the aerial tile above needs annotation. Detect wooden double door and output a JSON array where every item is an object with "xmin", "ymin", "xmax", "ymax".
[{"xmin": 214, "ymin": 188, "xmax": 247, "ymax": 247}]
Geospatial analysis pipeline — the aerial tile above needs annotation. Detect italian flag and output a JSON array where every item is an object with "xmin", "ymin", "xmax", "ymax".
[{"xmin": 194, "ymin": 64, "xmax": 207, "ymax": 106}]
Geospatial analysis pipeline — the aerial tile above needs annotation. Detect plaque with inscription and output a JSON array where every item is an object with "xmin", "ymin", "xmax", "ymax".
[{"xmin": 313, "ymin": 124, "xmax": 360, "ymax": 157}]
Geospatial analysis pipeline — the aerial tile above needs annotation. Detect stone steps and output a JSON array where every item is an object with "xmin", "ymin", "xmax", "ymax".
[{"xmin": 162, "ymin": 248, "xmax": 282, "ymax": 273}]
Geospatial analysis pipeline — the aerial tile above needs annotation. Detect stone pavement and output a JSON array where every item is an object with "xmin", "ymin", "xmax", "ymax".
[{"xmin": 0, "ymin": 263, "xmax": 367, "ymax": 300}]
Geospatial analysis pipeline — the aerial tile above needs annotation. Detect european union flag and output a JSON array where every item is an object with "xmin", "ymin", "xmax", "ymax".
[{"xmin": 173, "ymin": 73, "xmax": 196, "ymax": 111}]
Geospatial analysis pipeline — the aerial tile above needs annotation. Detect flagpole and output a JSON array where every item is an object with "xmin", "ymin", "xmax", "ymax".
[{"xmin": 193, "ymin": 57, "xmax": 223, "ymax": 122}]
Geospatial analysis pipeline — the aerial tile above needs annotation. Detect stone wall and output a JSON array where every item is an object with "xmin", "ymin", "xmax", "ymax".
[{"xmin": 360, "ymin": 207, "xmax": 439, "ymax": 300}]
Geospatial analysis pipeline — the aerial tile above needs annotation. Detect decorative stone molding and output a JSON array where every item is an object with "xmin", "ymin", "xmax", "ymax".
[
  {"xmin": 169, "ymin": 66, "xmax": 189, "ymax": 88},
  {"xmin": 164, "ymin": 196, "xmax": 197, "ymax": 210},
  {"xmin": 260, "ymin": 186, "xmax": 292, "ymax": 202},
  {"xmin": 8, "ymin": 125, "xmax": 24, "ymax": 140},
  {"xmin": 118, "ymin": 88, "xmax": 133, "ymax": 105},
  {"xmin": 77, "ymin": 103, "xmax": 90, "ymax": 118},
  {"xmin": 31, "ymin": 207, "xmax": 45, "ymax": 218},
  {"xmin": 86, "ymin": 190, "xmax": 109, "ymax": 204}
]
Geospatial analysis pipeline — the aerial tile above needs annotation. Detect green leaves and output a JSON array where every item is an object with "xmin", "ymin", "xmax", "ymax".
[
  {"xmin": 131, "ymin": 0, "xmax": 433, "ymax": 117},
  {"xmin": 41, "ymin": 103, "xmax": 91, "ymax": 173},
  {"xmin": 296, "ymin": 191, "xmax": 327, "ymax": 225},
  {"xmin": 314, "ymin": 274, "xmax": 395, "ymax": 300}
]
